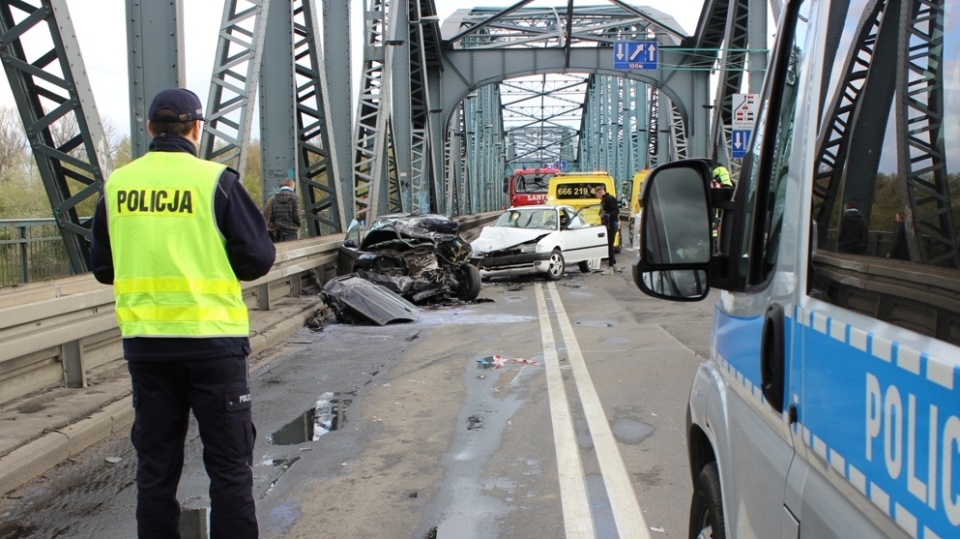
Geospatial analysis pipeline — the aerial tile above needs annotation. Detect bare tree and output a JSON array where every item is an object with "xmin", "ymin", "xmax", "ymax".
[{"xmin": 0, "ymin": 106, "xmax": 29, "ymax": 185}]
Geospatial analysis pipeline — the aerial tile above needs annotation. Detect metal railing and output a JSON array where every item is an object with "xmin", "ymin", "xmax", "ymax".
[{"xmin": 0, "ymin": 218, "xmax": 73, "ymax": 286}]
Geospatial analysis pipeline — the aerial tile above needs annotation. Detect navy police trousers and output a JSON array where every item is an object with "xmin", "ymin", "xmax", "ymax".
[{"xmin": 128, "ymin": 356, "xmax": 258, "ymax": 539}]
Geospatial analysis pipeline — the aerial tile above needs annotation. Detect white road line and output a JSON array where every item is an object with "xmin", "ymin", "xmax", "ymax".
[
  {"xmin": 547, "ymin": 282, "xmax": 651, "ymax": 539},
  {"xmin": 535, "ymin": 285, "xmax": 595, "ymax": 539}
]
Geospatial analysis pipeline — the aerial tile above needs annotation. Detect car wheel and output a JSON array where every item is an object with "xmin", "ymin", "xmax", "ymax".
[
  {"xmin": 688, "ymin": 462, "xmax": 725, "ymax": 539},
  {"xmin": 545, "ymin": 249, "xmax": 565, "ymax": 280},
  {"xmin": 457, "ymin": 264, "xmax": 482, "ymax": 301},
  {"xmin": 578, "ymin": 260, "xmax": 592, "ymax": 273}
]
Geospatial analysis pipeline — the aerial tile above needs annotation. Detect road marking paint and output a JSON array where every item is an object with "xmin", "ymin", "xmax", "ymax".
[
  {"xmin": 545, "ymin": 282, "xmax": 651, "ymax": 539},
  {"xmin": 535, "ymin": 285, "xmax": 595, "ymax": 539}
]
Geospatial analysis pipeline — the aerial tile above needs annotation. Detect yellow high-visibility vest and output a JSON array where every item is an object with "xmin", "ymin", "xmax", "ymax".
[
  {"xmin": 105, "ymin": 151, "xmax": 248, "ymax": 337},
  {"xmin": 713, "ymin": 166, "xmax": 733, "ymax": 187}
]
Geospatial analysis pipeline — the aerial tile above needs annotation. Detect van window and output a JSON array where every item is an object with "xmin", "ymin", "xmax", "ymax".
[
  {"xmin": 808, "ymin": 2, "xmax": 960, "ymax": 345},
  {"xmin": 729, "ymin": 0, "xmax": 812, "ymax": 286}
]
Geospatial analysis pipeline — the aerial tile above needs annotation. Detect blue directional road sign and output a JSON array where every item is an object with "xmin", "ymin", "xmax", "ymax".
[
  {"xmin": 731, "ymin": 130, "xmax": 751, "ymax": 159},
  {"xmin": 613, "ymin": 41, "xmax": 658, "ymax": 70}
]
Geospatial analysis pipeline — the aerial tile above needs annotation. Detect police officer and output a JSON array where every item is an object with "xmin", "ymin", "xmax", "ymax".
[
  {"xmin": 90, "ymin": 88, "xmax": 275, "ymax": 539},
  {"xmin": 710, "ymin": 162, "xmax": 734, "ymax": 251},
  {"xmin": 712, "ymin": 162, "xmax": 733, "ymax": 188}
]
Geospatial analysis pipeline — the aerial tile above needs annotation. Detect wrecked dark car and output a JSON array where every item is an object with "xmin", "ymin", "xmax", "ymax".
[{"xmin": 336, "ymin": 213, "xmax": 482, "ymax": 304}]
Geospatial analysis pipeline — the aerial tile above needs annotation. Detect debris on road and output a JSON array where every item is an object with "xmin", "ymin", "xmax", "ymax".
[
  {"xmin": 321, "ymin": 275, "xmax": 419, "ymax": 325},
  {"xmin": 476, "ymin": 354, "xmax": 539, "ymax": 369}
]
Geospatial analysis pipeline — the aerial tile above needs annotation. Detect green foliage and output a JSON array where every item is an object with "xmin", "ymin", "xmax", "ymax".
[
  {"xmin": 242, "ymin": 141, "xmax": 263, "ymax": 204},
  {"xmin": 868, "ymin": 172, "xmax": 903, "ymax": 232}
]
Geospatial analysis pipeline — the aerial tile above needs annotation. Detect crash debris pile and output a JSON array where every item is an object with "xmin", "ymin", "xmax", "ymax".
[{"xmin": 336, "ymin": 214, "xmax": 482, "ymax": 305}]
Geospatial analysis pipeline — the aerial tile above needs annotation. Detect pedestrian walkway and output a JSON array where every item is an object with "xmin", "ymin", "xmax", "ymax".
[{"xmin": 0, "ymin": 295, "xmax": 322, "ymax": 496}]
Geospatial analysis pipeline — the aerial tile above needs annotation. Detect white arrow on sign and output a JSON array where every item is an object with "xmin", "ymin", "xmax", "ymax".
[
  {"xmin": 629, "ymin": 44, "xmax": 642, "ymax": 61},
  {"xmin": 617, "ymin": 42, "xmax": 625, "ymax": 60},
  {"xmin": 734, "ymin": 132, "xmax": 744, "ymax": 149},
  {"xmin": 647, "ymin": 43, "xmax": 656, "ymax": 61}
]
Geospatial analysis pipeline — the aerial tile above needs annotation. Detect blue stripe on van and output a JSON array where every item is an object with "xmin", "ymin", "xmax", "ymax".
[
  {"xmin": 715, "ymin": 303, "xmax": 958, "ymax": 538},
  {"xmin": 795, "ymin": 306, "xmax": 957, "ymax": 538}
]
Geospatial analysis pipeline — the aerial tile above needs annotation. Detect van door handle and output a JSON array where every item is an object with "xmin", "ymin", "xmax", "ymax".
[{"xmin": 761, "ymin": 303, "xmax": 786, "ymax": 414}]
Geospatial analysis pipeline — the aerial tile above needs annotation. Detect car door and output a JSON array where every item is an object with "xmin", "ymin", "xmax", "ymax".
[
  {"xmin": 562, "ymin": 208, "xmax": 607, "ymax": 262},
  {"xmin": 785, "ymin": 1, "xmax": 960, "ymax": 537}
]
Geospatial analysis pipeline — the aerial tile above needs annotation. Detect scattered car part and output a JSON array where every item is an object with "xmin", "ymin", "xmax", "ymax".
[{"xmin": 320, "ymin": 275, "xmax": 419, "ymax": 325}]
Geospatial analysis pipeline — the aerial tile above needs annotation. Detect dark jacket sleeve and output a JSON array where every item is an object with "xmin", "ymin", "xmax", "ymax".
[
  {"xmin": 214, "ymin": 169, "xmax": 276, "ymax": 281},
  {"xmin": 89, "ymin": 194, "xmax": 114, "ymax": 285}
]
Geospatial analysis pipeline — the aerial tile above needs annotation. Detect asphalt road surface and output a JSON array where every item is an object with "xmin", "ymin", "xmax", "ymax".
[{"xmin": 0, "ymin": 261, "xmax": 716, "ymax": 539}]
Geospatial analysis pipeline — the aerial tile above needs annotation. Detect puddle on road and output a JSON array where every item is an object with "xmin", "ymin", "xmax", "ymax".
[
  {"xmin": 270, "ymin": 392, "xmax": 353, "ymax": 445},
  {"xmin": 14, "ymin": 403, "xmax": 46, "ymax": 414},
  {"xmin": 611, "ymin": 418, "xmax": 654, "ymax": 444}
]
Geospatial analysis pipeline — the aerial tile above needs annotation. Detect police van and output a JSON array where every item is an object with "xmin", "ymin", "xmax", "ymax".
[{"xmin": 632, "ymin": 1, "xmax": 959, "ymax": 538}]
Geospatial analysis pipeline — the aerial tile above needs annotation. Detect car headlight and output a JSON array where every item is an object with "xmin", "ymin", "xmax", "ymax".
[{"xmin": 520, "ymin": 244, "xmax": 537, "ymax": 253}]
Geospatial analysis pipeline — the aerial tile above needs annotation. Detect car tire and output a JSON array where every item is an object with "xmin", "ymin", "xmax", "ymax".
[
  {"xmin": 458, "ymin": 264, "xmax": 482, "ymax": 301},
  {"xmin": 578, "ymin": 260, "xmax": 592, "ymax": 273},
  {"xmin": 545, "ymin": 249, "xmax": 565, "ymax": 281},
  {"xmin": 688, "ymin": 462, "xmax": 725, "ymax": 539}
]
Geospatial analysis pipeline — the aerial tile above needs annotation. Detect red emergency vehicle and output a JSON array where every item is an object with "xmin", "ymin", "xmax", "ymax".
[{"xmin": 502, "ymin": 167, "xmax": 559, "ymax": 207}]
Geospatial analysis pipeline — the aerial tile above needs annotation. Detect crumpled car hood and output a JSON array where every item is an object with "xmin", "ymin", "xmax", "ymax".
[{"xmin": 470, "ymin": 227, "xmax": 551, "ymax": 255}]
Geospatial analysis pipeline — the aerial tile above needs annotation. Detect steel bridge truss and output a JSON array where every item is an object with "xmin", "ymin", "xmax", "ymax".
[
  {"xmin": 441, "ymin": 2, "xmax": 696, "ymax": 213},
  {"xmin": 202, "ymin": 0, "xmax": 343, "ymax": 235},
  {"xmin": 501, "ymin": 74, "xmax": 583, "ymax": 169},
  {"xmin": 580, "ymin": 75, "xmax": 649, "ymax": 182},
  {"xmin": 8, "ymin": 0, "xmax": 767, "ymax": 255},
  {"xmin": 0, "ymin": 0, "xmax": 112, "ymax": 273}
]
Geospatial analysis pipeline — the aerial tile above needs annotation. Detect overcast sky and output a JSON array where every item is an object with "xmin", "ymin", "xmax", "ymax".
[{"xmin": 0, "ymin": 1, "xmax": 704, "ymax": 137}]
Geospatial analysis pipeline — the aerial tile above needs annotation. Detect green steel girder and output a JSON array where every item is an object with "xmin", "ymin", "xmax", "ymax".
[{"xmin": 0, "ymin": 0, "xmax": 112, "ymax": 274}]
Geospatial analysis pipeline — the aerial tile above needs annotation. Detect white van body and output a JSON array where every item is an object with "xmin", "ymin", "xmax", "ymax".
[{"xmin": 633, "ymin": 1, "xmax": 959, "ymax": 538}]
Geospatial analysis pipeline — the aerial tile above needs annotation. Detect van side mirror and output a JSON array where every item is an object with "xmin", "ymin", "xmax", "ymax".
[
  {"xmin": 634, "ymin": 160, "xmax": 714, "ymax": 302},
  {"xmin": 502, "ymin": 177, "xmax": 509, "ymax": 193}
]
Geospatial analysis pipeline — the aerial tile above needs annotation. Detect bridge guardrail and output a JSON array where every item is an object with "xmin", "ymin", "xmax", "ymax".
[{"xmin": 0, "ymin": 212, "xmax": 498, "ymax": 406}]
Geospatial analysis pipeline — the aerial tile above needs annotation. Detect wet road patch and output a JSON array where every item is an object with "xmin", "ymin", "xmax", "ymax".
[{"xmin": 270, "ymin": 392, "xmax": 353, "ymax": 445}]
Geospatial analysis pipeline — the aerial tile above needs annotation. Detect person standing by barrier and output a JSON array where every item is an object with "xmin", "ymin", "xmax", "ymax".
[
  {"xmin": 262, "ymin": 178, "xmax": 301, "ymax": 242},
  {"xmin": 89, "ymin": 88, "xmax": 275, "ymax": 539},
  {"xmin": 595, "ymin": 185, "xmax": 622, "ymax": 273},
  {"xmin": 888, "ymin": 210, "xmax": 909, "ymax": 260},
  {"xmin": 837, "ymin": 201, "xmax": 868, "ymax": 254}
]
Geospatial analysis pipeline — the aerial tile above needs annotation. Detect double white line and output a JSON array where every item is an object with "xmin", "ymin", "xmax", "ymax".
[{"xmin": 535, "ymin": 282, "xmax": 650, "ymax": 539}]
